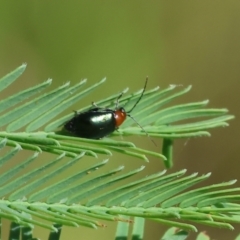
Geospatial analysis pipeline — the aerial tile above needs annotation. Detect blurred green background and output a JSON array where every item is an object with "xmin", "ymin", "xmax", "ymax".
[{"xmin": 0, "ymin": 1, "xmax": 239, "ymax": 239}]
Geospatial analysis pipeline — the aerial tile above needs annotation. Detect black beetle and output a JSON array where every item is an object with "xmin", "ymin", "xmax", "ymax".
[{"xmin": 64, "ymin": 79, "xmax": 148, "ymax": 139}]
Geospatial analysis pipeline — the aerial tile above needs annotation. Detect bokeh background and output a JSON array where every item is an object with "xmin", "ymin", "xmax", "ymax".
[{"xmin": 0, "ymin": 1, "xmax": 239, "ymax": 240}]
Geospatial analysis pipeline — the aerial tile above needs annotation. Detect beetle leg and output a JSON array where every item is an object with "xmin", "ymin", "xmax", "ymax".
[
  {"xmin": 92, "ymin": 102, "xmax": 99, "ymax": 108},
  {"xmin": 73, "ymin": 110, "xmax": 78, "ymax": 116}
]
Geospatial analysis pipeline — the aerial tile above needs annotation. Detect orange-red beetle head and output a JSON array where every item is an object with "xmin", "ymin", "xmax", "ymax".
[{"xmin": 114, "ymin": 107, "xmax": 127, "ymax": 127}]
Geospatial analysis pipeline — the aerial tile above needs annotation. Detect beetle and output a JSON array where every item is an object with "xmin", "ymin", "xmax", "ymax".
[{"xmin": 64, "ymin": 79, "xmax": 148, "ymax": 139}]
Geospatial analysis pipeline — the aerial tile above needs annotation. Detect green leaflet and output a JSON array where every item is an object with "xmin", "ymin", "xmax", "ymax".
[{"xmin": 0, "ymin": 65, "xmax": 237, "ymax": 235}]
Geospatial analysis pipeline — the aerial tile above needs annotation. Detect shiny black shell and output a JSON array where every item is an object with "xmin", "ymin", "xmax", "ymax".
[{"xmin": 64, "ymin": 108, "xmax": 116, "ymax": 139}]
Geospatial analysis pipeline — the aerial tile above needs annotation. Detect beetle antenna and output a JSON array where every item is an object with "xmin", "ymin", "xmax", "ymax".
[
  {"xmin": 127, "ymin": 114, "xmax": 157, "ymax": 147},
  {"xmin": 115, "ymin": 92, "xmax": 124, "ymax": 109},
  {"xmin": 127, "ymin": 77, "xmax": 148, "ymax": 114}
]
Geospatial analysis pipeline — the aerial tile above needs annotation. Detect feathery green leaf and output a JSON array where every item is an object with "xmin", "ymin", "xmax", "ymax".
[{"xmin": 0, "ymin": 65, "xmax": 237, "ymax": 235}]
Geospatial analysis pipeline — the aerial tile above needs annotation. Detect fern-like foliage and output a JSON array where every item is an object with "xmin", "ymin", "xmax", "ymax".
[
  {"xmin": 0, "ymin": 64, "xmax": 234, "ymax": 166},
  {"xmin": 1, "ymin": 143, "xmax": 240, "ymax": 232},
  {"xmin": 0, "ymin": 65, "xmax": 238, "ymax": 236}
]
